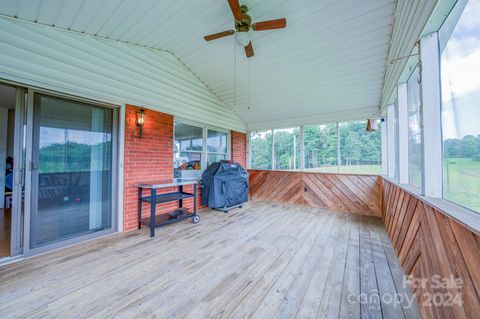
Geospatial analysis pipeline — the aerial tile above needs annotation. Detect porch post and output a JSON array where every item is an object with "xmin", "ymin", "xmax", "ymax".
[
  {"xmin": 271, "ymin": 129, "xmax": 275, "ymax": 170},
  {"xmin": 336, "ymin": 122, "xmax": 340, "ymax": 173},
  {"xmin": 397, "ymin": 82, "xmax": 409, "ymax": 184},
  {"xmin": 299, "ymin": 126, "xmax": 304, "ymax": 171},
  {"xmin": 381, "ymin": 119, "xmax": 388, "ymax": 176},
  {"xmin": 387, "ymin": 104, "xmax": 396, "ymax": 179},
  {"xmin": 247, "ymin": 130, "xmax": 252, "ymax": 169},
  {"xmin": 420, "ymin": 32, "xmax": 442, "ymax": 198}
]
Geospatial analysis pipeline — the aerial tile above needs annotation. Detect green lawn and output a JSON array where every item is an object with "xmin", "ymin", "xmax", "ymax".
[
  {"xmin": 304, "ymin": 164, "xmax": 382, "ymax": 175},
  {"xmin": 443, "ymin": 157, "xmax": 480, "ymax": 213}
]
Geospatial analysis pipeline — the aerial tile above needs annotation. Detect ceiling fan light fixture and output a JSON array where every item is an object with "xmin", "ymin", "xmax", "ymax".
[
  {"xmin": 203, "ymin": 1, "xmax": 286, "ymax": 58},
  {"xmin": 235, "ymin": 31, "xmax": 250, "ymax": 47}
]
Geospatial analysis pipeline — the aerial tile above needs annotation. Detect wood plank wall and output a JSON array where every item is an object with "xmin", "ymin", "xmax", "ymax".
[
  {"xmin": 381, "ymin": 179, "xmax": 480, "ymax": 319},
  {"xmin": 248, "ymin": 170, "xmax": 382, "ymax": 217}
]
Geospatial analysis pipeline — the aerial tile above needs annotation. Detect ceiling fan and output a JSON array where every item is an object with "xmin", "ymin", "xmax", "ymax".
[{"xmin": 204, "ymin": 0, "xmax": 287, "ymax": 58}]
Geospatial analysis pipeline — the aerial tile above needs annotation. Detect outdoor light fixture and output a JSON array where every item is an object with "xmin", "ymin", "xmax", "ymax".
[
  {"xmin": 136, "ymin": 108, "xmax": 146, "ymax": 138},
  {"xmin": 366, "ymin": 119, "xmax": 379, "ymax": 132}
]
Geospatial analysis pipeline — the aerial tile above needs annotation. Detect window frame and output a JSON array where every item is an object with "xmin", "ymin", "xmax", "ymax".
[
  {"xmin": 174, "ymin": 118, "xmax": 231, "ymax": 178},
  {"xmin": 206, "ymin": 128, "xmax": 229, "ymax": 166}
]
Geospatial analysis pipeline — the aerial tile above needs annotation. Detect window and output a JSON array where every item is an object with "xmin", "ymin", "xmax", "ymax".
[
  {"xmin": 207, "ymin": 129, "xmax": 228, "ymax": 166},
  {"xmin": 174, "ymin": 122, "xmax": 230, "ymax": 178},
  {"xmin": 249, "ymin": 122, "xmax": 382, "ymax": 174},
  {"xmin": 273, "ymin": 128, "xmax": 300, "ymax": 170},
  {"xmin": 339, "ymin": 120, "xmax": 382, "ymax": 174},
  {"xmin": 250, "ymin": 130, "xmax": 272, "ymax": 170},
  {"xmin": 407, "ymin": 66, "xmax": 423, "ymax": 188},
  {"xmin": 440, "ymin": 0, "xmax": 480, "ymax": 213},
  {"xmin": 32, "ymin": 94, "xmax": 114, "ymax": 247},
  {"xmin": 174, "ymin": 123, "xmax": 203, "ymax": 178},
  {"xmin": 304, "ymin": 123, "xmax": 337, "ymax": 172}
]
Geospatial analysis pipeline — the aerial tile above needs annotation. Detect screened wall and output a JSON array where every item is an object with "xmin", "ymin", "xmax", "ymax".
[
  {"xmin": 249, "ymin": 120, "xmax": 382, "ymax": 175},
  {"xmin": 384, "ymin": 0, "xmax": 480, "ymax": 215}
]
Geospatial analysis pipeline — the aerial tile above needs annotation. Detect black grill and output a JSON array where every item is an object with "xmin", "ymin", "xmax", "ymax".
[{"xmin": 201, "ymin": 161, "xmax": 249, "ymax": 212}]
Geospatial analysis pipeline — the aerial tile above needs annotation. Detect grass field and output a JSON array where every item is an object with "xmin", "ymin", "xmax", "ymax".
[
  {"xmin": 443, "ymin": 157, "xmax": 480, "ymax": 213},
  {"xmin": 304, "ymin": 164, "xmax": 382, "ymax": 175}
]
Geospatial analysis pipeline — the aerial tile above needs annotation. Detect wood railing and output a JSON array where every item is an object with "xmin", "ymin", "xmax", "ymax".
[
  {"xmin": 381, "ymin": 179, "xmax": 480, "ymax": 319},
  {"xmin": 247, "ymin": 170, "xmax": 480, "ymax": 318},
  {"xmin": 248, "ymin": 170, "xmax": 382, "ymax": 217}
]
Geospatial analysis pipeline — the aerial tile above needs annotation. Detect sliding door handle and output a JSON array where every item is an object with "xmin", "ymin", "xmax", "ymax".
[{"xmin": 29, "ymin": 161, "xmax": 39, "ymax": 171}]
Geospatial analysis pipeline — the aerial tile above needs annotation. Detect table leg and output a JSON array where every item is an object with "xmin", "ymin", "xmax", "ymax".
[
  {"xmin": 193, "ymin": 183, "xmax": 197, "ymax": 215},
  {"xmin": 138, "ymin": 187, "xmax": 142, "ymax": 229},
  {"xmin": 150, "ymin": 188, "xmax": 156, "ymax": 237},
  {"xmin": 178, "ymin": 185, "xmax": 183, "ymax": 209}
]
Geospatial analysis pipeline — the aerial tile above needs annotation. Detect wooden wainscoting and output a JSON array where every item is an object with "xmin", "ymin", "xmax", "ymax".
[
  {"xmin": 248, "ymin": 170, "xmax": 382, "ymax": 217},
  {"xmin": 381, "ymin": 179, "xmax": 480, "ymax": 319}
]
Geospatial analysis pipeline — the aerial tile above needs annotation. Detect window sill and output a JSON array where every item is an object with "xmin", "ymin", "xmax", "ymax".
[
  {"xmin": 247, "ymin": 169, "xmax": 380, "ymax": 177},
  {"xmin": 381, "ymin": 176, "xmax": 480, "ymax": 235}
]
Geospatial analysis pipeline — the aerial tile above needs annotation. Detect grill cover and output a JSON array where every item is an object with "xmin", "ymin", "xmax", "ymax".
[{"xmin": 201, "ymin": 161, "xmax": 249, "ymax": 209}]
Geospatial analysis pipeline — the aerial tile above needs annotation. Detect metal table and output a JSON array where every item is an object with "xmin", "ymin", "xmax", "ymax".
[{"xmin": 135, "ymin": 178, "xmax": 199, "ymax": 237}]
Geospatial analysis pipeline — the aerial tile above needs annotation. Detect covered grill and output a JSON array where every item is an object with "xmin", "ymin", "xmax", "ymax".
[{"xmin": 201, "ymin": 161, "xmax": 249, "ymax": 212}]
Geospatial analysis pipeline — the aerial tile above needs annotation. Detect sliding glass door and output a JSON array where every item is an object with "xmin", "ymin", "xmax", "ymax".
[{"xmin": 28, "ymin": 93, "xmax": 115, "ymax": 249}]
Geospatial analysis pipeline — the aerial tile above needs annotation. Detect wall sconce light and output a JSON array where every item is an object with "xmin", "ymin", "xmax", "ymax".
[{"xmin": 136, "ymin": 108, "xmax": 146, "ymax": 138}]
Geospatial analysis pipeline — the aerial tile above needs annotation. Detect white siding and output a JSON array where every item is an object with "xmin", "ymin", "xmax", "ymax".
[
  {"xmin": 380, "ymin": 0, "xmax": 438, "ymax": 111},
  {"xmin": 0, "ymin": 17, "xmax": 246, "ymax": 132}
]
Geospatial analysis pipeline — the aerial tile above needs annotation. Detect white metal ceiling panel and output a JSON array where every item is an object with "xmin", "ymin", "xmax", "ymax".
[{"xmin": 0, "ymin": 0, "xmax": 435, "ymax": 129}]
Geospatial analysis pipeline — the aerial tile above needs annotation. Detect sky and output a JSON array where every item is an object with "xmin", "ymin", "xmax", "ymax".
[{"xmin": 441, "ymin": 0, "xmax": 480, "ymax": 140}]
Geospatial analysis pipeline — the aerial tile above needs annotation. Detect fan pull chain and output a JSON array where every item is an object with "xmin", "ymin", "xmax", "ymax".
[
  {"xmin": 248, "ymin": 56, "xmax": 251, "ymax": 110},
  {"xmin": 233, "ymin": 36, "xmax": 237, "ymax": 110}
]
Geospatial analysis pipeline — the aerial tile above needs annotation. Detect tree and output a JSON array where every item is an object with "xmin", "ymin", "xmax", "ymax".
[
  {"xmin": 461, "ymin": 135, "xmax": 477, "ymax": 158},
  {"xmin": 250, "ymin": 120, "xmax": 382, "ymax": 170},
  {"xmin": 251, "ymin": 130, "xmax": 272, "ymax": 169}
]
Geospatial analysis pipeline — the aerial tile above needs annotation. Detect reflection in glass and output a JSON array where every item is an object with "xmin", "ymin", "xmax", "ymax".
[
  {"xmin": 440, "ymin": 0, "xmax": 480, "ymax": 213},
  {"xmin": 32, "ymin": 94, "xmax": 113, "ymax": 247},
  {"xmin": 174, "ymin": 123, "xmax": 203, "ymax": 151},
  {"xmin": 208, "ymin": 153, "xmax": 227, "ymax": 166},
  {"xmin": 174, "ymin": 122, "xmax": 203, "ymax": 178},
  {"xmin": 174, "ymin": 152, "xmax": 202, "ymax": 171},
  {"xmin": 207, "ymin": 130, "xmax": 227, "ymax": 153}
]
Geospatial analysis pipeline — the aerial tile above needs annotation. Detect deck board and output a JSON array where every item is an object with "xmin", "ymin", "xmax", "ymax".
[{"xmin": 0, "ymin": 202, "xmax": 419, "ymax": 318}]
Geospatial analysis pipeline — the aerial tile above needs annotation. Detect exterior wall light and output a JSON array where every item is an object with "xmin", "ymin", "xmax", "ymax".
[{"xmin": 136, "ymin": 108, "xmax": 146, "ymax": 138}]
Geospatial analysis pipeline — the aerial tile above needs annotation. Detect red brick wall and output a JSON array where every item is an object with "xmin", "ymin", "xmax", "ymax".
[
  {"xmin": 123, "ymin": 105, "xmax": 246, "ymax": 232},
  {"xmin": 231, "ymin": 131, "xmax": 247, "ymax": 168},
  {"xmin": 123, "ymin": 105, "xmax": 200, "ymax": 232}
]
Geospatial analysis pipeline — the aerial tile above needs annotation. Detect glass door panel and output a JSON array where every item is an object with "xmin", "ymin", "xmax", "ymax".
[{"xmin": 30, "ymin": 94, "xmax": 113, "ymax": 248}]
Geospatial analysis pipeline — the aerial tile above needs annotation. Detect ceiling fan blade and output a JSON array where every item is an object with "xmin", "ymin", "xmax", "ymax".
[
  {"xmin": 204, "ymin": 30, "xmax": 235, "ymax": 41},
  {"xmin": 244, "ymin": 41, "xmax": 254, "ymax": 58},
  {"xmin": 228, "ymin": 0, "xmax": 243, "ymax": 20},
  {"xmin": 253, "ymin": 18, "xmax": 287, "ymax": 31}
]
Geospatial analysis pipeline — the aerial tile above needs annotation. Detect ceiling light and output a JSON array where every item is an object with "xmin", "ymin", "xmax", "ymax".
[{"xmin": 235, "ymin": 31, "xmax": 250, "ymax": 47}]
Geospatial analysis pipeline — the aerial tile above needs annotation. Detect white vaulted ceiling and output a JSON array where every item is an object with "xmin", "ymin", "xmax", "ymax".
[{"xmin": 0, "ymin": 0, "xmax": 409, "ymax": 129}]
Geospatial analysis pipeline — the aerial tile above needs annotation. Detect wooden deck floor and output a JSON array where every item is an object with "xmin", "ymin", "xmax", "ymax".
[{"xmin": 0, "ymin": 202, "xmax": 421, "ymax": 319}]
